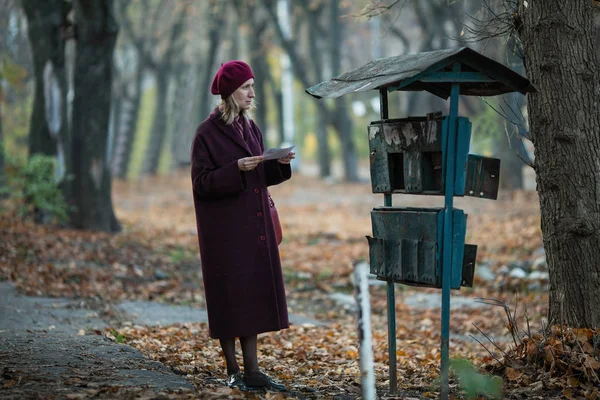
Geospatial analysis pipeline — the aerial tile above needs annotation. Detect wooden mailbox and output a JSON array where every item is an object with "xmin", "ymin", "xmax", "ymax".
[
  {"xmin": 367, "ymin": 207, "xmax": 476, "ymax": 289},
  {"xmin": 368, "ymin": 116, "xmax": 500, "ymax": 199}
]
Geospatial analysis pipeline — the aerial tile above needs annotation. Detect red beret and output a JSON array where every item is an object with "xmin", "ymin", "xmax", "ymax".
[{"xmin": 210, "ymin": 60, "xmax": 254, "ymax": 99}]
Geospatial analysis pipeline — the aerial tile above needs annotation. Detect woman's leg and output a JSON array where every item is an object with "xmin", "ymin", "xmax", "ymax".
[
  {"xmin": 240, "ymin": 335, "xmax": 286, "ymax": 391},
  {"xmin": 219, "ymin": 338, "xmax": 239, "ymax": 375},
  {"xmin": 239, "ymin": 335, "xmax": 259, "ymax": 374}
]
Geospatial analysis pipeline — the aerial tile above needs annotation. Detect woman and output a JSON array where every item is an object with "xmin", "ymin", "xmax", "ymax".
[{"xmin": 190, "ymin": 60, "xmax": 294, "ymax": 391}]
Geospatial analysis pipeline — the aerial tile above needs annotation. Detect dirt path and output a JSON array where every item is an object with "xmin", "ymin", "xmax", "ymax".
[{"xmin": 0, "ymin": 283, "xmax": 195, "ymax": 399}]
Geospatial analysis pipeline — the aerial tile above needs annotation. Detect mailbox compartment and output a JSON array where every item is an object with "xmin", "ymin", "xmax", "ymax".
[
  {"xmin": 368, "ymin": 116, "xmax": 500, "ymax": 199},
  {"xmin": 367, "ymin": 207, "xmax": 476, "ymax": 289}
]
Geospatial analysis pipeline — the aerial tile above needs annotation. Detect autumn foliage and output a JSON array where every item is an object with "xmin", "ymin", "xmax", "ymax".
[{"xmin": 1, "ymin": 171, "xmax": 598, "ymax": 398}]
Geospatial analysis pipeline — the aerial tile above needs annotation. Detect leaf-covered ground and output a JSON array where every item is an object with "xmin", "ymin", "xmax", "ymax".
[{"xmin": 1, "ymin": 171, "xmax": 598, "ymax": 399}]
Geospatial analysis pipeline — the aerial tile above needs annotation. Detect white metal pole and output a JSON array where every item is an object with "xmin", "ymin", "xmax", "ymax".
[{"xmin": 354, "ymin": 262, "xmax": 376, "ymax": 400}]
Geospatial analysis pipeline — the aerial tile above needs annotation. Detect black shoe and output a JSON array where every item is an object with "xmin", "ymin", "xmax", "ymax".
[
  {"xmin": 244, "ymin": 371, "xmax": 287, "ymax": 392},
  {"xmin": 226, "ymin": 371, "xmax": 246, "ymax": 389}
]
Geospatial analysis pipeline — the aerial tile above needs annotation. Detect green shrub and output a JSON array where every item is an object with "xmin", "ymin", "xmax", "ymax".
[{"xmin": 1, "ymin": 153, "xmax": 71, "ymax": 224}]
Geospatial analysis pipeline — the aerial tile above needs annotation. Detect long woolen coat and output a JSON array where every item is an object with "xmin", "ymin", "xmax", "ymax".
[{"xmin": 191, "ymin": 109, "xmax": 291, "ymax": 339}]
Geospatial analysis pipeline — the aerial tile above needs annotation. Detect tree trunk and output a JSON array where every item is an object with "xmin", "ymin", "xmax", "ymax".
[
  {"xmin": 118, "ymin": 59, "xmax": 145, "ymax": 179},
  {"xmin": 197, "ymin": 0, "xmax": 223, "ymax": 122},
  {"xmin": 113, "ymin": 60, "xmax": 144, "ymax": 178},
  {"xmin": 520, "ymin": 0, "xmax": 600, "ymax": 328},
  {"xmin": 307, "ymin": 6, "xmax": 331, "ymax": 178},
  {"xmin": 0, "ymin": 106, "xmax": 7, "ymax": 199},
  {"xmin": 331, "ymin": 0, "xmax": 358, "ymax": 182},
  {"xmin": 21, "ymin": 0, "xmax": 68, "ymax": 157},
  {"xmin": 249, "ymin": 36, "xmax": 268, "ymax": 146},
  {"xmin": 109, "ymin": 90, "xmax": 122, "ymax": 169},
  {"xmin": 141, "ymin": 70, "xmax": 169, "ymax": 175},
  {"xmin": 267, "ymin": 77, "xmax": 285, "ymax": 147},
  {"xmin": 316, "ymin": 107, "xmax": 331, "ymax": 178},
  {"xmin": 70, "ymin": 0, "xmax": 120, "ymax": 232}
]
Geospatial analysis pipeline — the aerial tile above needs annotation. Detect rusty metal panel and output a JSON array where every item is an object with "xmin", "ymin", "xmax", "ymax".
[
  {"xmin": 461, "ymin": 244, "xmax": 478, "ymax": 287},
  {"xmin": 465, "ymin": 155, "xmax": 501, "ymax": 200},
  {"xmin": 368, "ymin": 123, "xmax": 392, "ymax": 193},
  {"xmin": 368, "ymin": 117, "xmax": 444, "ymax": 194},
  {"xmin": 404, "ymin": 151, "xmax": 423, "ymax": 193},
  {"xmin": 421, "ymin": 240, "xmax": 438, "ymax": 285},
  {"xmin": 367, "ymin": 236, "xmax": 385, "ymax": 277},
  {"xmin": 401, "ymin": 239, "xmax": 419, "ymax": 282},
  {"xmin": 368, "ymin": 207, "xmax": 475, "ymax": 289}
]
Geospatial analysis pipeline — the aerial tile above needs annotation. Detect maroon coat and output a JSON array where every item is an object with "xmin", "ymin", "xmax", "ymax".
[{"xmin": 191, "ymin": 109, "xmax": 291, "ymax": 339}]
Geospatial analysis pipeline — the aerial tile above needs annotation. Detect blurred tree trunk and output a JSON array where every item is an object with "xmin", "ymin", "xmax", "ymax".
[
  {"xmin": 519, "ymin": 0, "xmax": 600, "ymax": 327},
  {"xmin": 109, "ymin": 88, "xmax": 122, "ymax": 167},
  {"xmin": 266, "ymin": 75, "xmax": 285, "ymax": 146},
  {"xmin": 0, "ymin": 108, "xmax": 7, "ymax": 198},
  {"xmin": 111, "ymin": 58, "xmax": 144, "ymax": 178},
  {"xmin": 169, "ymin": 64, "xmax": 197, "ymax": 167},
  {"xmin": 233, "ymin": 0, "xmax": 269, "ymax": 145},
  {"xmin": 141, "ymin": 70, "xmax": 169, "ymax": 175},
  {"xmin": 264, "ymin": 0, "xmax": 354, "ymax": 179},
  {"xmin": 70, "ymin": 0, "xmax": 120, "ymax": 232},
  {"xmin": 197, "ymin": 0, "xmax": 225, "ymax": 122},
  {"xmin": 305, "ymin": 5, "xmax": 331, "ymax": 177},
  {"xmin": 21, "ymin": 0, "xmax": 69, "ymax": 157},
  {"xmin": 330, "ymin": 0, "xmax": 358, "ymax": 182},
  {"xmin": 141, "ymin": 6, "xmax": 186, "ymax": 176},
  {"xmin": 249, "ymin": 30, "xmax": 268, "ymax": 146}
]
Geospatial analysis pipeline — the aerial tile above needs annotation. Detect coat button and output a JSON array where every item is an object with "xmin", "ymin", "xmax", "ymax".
[
  {"xmin": 260, "ymin": 235, "xmax": 266, "ymax": 241},
  {"xmin": 257, "ymin": 212, "xmax": 263, "ymax": 217},
  {"xmin": 253, "ymin": 188, "xmax": 259, "ymax": 193}
]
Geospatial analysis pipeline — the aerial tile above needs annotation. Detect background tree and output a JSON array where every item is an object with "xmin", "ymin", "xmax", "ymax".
[
  {"xmin": 379, "ymin": 0, "xmax": 600, "ymax": 328},
  {"xmin": 0, "ymin": 84, "xmax": 5, "ymax": 198},
  {"xmin": 70, "ymin": 0, "xmax": 120, "ymax": 232},
  {"xmin": 196, "ymin": 0, "xmax": 227, "ymax": 133},
  {"xmin": 518, "ymin": 0, "xmax": 600, "ymax": 328},
  {"xmin": 20, "ymin": 0, "xmax": 69, "ymax": 158},
  {"xmin": 263, "ymin": 0, "xmax": 359, "ymax": 181},
  {"xmin": 109, "ymin": 16, "xmax": 145, "ymax": 179},
  {"xmin": 116, "ymin": 0, "xmax": 191, "ymax": 177}
]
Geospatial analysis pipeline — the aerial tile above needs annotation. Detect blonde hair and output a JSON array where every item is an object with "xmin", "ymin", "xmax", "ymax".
[{"xmin": 218, "ymin": 96, "xmax": 256, "ymax": 125}]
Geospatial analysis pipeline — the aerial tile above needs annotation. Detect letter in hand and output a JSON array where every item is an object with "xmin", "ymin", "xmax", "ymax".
[
  {"xmin": 278, "ymin": 152, "xmax": 295, "ymax": 164},
  {"xmin": 238, "ymin": 156, "xmax": 264, "ymax": 171}
]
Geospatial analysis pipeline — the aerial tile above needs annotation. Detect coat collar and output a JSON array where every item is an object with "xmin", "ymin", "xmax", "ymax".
[{"xmin": 209, "ymin": 109, "xmax": 252, "ymax": 156}]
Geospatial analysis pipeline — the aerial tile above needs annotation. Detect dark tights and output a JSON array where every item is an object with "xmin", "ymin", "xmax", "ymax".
[{"xmin": 219, "ymin": 335, "xmax": 259, "ymax": 376}]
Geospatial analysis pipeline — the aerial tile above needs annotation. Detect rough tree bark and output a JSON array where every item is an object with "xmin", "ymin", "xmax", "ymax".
[
  {"xmin": 70, "ymin": 0, "xmax": 120, "ymax": 232},
  {"xmin": 519, "ymin": 0, "xmax": 600, "ymax": 327}
]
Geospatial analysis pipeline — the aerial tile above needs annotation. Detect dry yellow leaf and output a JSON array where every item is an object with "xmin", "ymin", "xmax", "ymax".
[{"xmin": 505, "ymin": 367, "xmax": 524, "ymax": 381}]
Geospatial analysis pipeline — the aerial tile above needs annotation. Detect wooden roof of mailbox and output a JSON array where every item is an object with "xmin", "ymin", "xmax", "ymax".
[{"xmin": 305, "ymin": 47, "xmax": 536, "ymax": 99}]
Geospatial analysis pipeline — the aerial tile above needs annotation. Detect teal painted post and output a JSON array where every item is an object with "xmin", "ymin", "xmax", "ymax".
[
  {"xmin": 380, "ymin": 88, "xmax": 397, "ymax": 395},
  {"xmin": 385, "ymin": 194, "xmax": 396, "ymax": 394},
  {"xmin": 441, "ymin": 64, "xmax": 461, "ymax": 399}
]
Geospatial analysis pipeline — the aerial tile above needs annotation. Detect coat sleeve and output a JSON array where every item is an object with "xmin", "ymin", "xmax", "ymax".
[
  {"xmin": 264, "ymin": 160, "xmax": 291, "ymax": 186},
  {"xmin": 250, "ymin": 120, "xmax": 292, "ymax": 187},
  {"xmin": 191, "ymin": 132, "xmax": 246, "ymax": 198}
]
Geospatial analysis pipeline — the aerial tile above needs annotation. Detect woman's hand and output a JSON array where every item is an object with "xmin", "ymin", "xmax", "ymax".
[
  {"xmin": 238, "ymin": 156, "xmax": 264, "ymax": 171},
  {"xmin": 278, "ymin": 152, "xmax": 295, "ymax": 164}
]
